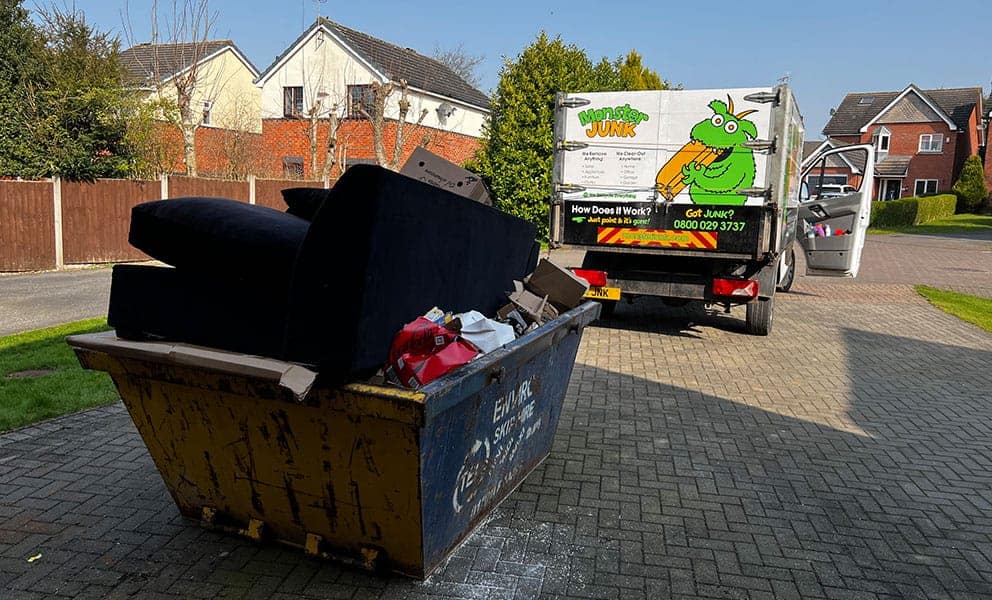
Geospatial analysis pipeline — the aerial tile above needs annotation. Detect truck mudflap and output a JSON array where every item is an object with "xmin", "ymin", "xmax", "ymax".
[{"xmin": 560, "ymin": 200, "xmax": 769, "ymax": 256}]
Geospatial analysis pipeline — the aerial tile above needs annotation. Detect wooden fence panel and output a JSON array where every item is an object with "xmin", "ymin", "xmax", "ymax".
[
  {"xmin": 254, "ymin": 179, "xmax": 324, "ymax": 210},
  {"xmin": 168, "ymin": 177, "xmax": 249, "ymax": 202},
  {"xmin": 62, "ymin": 179, "xmax": 160, "ymax": 264},
  {"xmin": 0, "ymin": 180, "xmax": 55, "ymax": 272}
]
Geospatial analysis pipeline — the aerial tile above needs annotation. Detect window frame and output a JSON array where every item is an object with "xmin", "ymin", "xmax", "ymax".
[
  {"xmin": 347, "ymin": 84, "xmax": 375, "ymax": 119},
  {"xmin": 876, "ymin": 130, "xmax": 890, "ymax": 153},
  {"xmin": 283, "ymin": 86, "xmax": 304, "ymax": 118},
  {"xmin": 914, "ymin": 179, "xmax": 939, "ymax": 197},
  {"xmin": 918, "ymin": 133, "xmax": 943, "ymax": 153}
]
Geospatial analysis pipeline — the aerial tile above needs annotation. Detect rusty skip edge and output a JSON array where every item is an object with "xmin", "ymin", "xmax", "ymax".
[
  {"xmin": 68, "ymin": 331, "xmax": 430, "ymax": 410},
  {"xmin": 67, "ymin": 331, "xmax": 322, "ymax": 400},
  {"xmin": 67, "ymin": 302, "xmax": 598, "ymax": 416}
]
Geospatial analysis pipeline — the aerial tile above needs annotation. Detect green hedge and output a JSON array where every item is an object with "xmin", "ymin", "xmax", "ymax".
[{"xmin": 870, "ymin": 194, "xmax": 956, "ymax": 228}]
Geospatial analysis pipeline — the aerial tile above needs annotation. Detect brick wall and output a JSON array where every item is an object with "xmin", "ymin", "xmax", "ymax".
[
  {"xmin": 856, "ymin": 123, "xmax": 963, "ymax": 198},
  {"xmin": 260, "ymin": 119, "xmax": 481, "ymax": 180},
  {"xmin": 152, "ymin": 123, "xmax": 265, "ymax": 178},
  {"xmin": 148, "ymin": 119, "xmax": 480, "ymax": 180}
]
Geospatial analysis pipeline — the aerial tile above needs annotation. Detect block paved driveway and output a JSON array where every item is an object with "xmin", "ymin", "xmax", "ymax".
[{"xmin": 2, "ymin": 234, "xmax": 992, "ymax": 599}]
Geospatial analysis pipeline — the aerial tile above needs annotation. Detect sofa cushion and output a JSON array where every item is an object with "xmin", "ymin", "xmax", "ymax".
[
  {"xmin": 129, "ymin": 197, "xmax": 309, "ymax": 282},
  {"xmin": 109, "ymin": 264, "xmax": 291, "ymax": 357},
  {"xmin": 281, "ymin": 187, "xmax": 333, "ymax": 221}
]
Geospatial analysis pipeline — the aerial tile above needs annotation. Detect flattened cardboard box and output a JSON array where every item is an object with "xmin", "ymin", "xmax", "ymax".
[
  {"xmin": 524, "ymin": 258, "xmax": 590, "ymax": 312},
  {"xmin": 400, "ymin": 147, "xmax": 492, "ymax": 205},
  {"xmin": 66, "ymin": 331, "xmax": 317, "ymax": 401}
]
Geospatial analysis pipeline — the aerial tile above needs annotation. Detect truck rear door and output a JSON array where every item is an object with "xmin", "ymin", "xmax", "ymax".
[{"xmin": 797, "ymin": 145, "xmax": 875, "ymax": 277}]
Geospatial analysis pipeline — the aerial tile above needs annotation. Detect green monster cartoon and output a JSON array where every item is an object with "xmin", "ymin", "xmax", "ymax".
[{"xmin": 681, "ymin": 96, "xmax": 758, "ymax": 205}]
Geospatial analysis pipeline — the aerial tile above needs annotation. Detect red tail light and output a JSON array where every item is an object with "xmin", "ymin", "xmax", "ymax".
[
  {"xmin": 712, "ymin": 278, "xmax": 759, "ymax": 298},
  {"xmin": 572, "ymin": 269, "xmax": 608, "ymax": 287}
]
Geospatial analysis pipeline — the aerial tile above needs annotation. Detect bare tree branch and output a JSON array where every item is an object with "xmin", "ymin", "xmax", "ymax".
[
  {"xmin": 122, "ymin": 0, "xmax": 218, "ymax": 176},
  {"xmin": 432, "ymin": 42, "xmax": 484, "ymax": 88}
]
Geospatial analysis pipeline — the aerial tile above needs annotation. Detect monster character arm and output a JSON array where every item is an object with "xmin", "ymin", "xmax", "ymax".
[{"xmin": 681, "ymin": 161, "xmax": 703, "ymax": 185}]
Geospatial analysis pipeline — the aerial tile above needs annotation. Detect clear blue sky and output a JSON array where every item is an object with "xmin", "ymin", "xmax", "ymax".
[{"xmin": 63, "ymin": 0, "xmax": 991, "ymax": 137}]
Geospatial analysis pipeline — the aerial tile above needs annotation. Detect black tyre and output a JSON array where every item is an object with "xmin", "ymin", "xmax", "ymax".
[
  {"xmin": 745, "ymin": 294, "xmax": 774, "ymax": 335},
  {"xmin": 777, "ymin": 245, "xmax": 796, "ymax": 293}
]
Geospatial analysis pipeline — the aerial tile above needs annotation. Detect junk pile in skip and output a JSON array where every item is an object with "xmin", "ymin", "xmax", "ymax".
[
  {"xmin": 381, "ymin": 257, "xmax": 589, "ymax": 388},
  {"xmin": 107, "ymin": 148, "xmax": 588, "ymax": 389}
]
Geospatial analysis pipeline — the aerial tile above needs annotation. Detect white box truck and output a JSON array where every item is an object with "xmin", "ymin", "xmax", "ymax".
[{"xmin": 550, "ymin": 85, "xmax": 876, "ymax": 334}]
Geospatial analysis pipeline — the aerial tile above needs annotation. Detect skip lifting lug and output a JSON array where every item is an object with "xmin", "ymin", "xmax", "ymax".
[{"xmin": 489, "ymin": 366, "xmax": 506, "ymax": 385}]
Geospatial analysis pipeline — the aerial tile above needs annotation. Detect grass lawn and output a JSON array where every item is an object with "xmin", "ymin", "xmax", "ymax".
[
  {"xmin": 869, "ymin": 213, "xmax": 992, "ymax": 235},
  {"xmin": 916, "ymin": 286, "xmax": 992, "ymax": 333},
  {"xmin": 0, "ymin": 318, "xmax": 117, "ymax": 432}
]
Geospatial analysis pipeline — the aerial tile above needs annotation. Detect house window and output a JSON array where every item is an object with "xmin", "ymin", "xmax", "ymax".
[
  {"xmin": 283, "ymin": 86, "xmax": 304, "ymax": 117},
  {"xmin": 918, "ymin": 133, "xmax": 943, "ymax": 153},
  {"xmin": 914, "ymin": 179, "xmax": 939, "ymax": 196},
  {"xmin": 283, "ymin": 156, "xmax": 304, "ymax": 179},
  {"xmin": 874, "ymin": 129, "xmax": 890, "ymax": 153},
  {"xmin": 348, "ymin": 85, "xmax": 375, "ymax": 118},
  {"xmin": 202, "ymin": 100, "xmax": 212, "ymax": 126}
]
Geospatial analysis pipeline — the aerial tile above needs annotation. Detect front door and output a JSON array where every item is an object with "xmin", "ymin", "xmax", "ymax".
[
  {"xmin": 797, "ymin": 145, "xmax": 876, "ymax": 278},
  {"xmin": 878, "ymin": 179, "xmax": 901, "ymax": 201}
]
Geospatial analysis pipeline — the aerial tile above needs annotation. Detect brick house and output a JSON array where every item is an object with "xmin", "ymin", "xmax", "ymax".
[
  {"xmin": 254, "ymin": 18, "xmax": 490, "ymax": 180},
  {"xmin": 121, "ymin": 41, "xmax": 263, "ymax": 176},
  {"xmin": 820, "ymin": 85, "xmax": 984, "ymax": 200}
]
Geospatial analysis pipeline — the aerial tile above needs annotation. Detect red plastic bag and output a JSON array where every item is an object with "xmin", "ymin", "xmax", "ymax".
[
  {"xmin": 386, "ymin": 318, "xmax": 479, "ymax": 388},
  {"xmin": 391, "ymin": 339, "xmax": 480, "ymax": 388},
  {"xmin": 388, "ymin": 317, "xmax": 458, "ymax": 364}
]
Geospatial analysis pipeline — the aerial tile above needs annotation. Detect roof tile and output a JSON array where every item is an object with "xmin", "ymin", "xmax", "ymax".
[
  {"xmin": 121, "ymin": 41, "xmax": 252, "ymax": 85},
  {"xmin": 258, "ymin": 19, "xmax": 489, "ymax": 110}
]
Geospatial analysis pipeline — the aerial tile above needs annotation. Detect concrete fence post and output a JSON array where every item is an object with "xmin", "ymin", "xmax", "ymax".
[
  {"xmin": 52, "ymin": 176, "xmax": 64, "ymax": 269},
  {"xmin": 248, "ymin": 174, "xmax": 256, "ymax": 204},
  {"xmin": 160, "ymin": 174, "xmax": 169, "ymax": 199}
]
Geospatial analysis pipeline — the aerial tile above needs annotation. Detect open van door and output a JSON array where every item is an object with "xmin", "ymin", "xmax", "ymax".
[{"xmin": 798, "ymin": 144, "xmax": 875, "ymax": 277}]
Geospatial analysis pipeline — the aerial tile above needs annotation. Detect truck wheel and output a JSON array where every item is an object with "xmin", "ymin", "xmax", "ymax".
[
  {"xmin": 777, "ymin": 246, "xmax": 796, "ymax": 293},
  {"xmin": 745, "ymin": 295, "xmax": 774, "ymax": 335}
]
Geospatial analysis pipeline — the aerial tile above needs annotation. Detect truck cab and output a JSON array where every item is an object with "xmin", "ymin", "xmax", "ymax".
[{"xmin": 550, "ymin": 86, "xmax": 875, "ymax": 334}]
